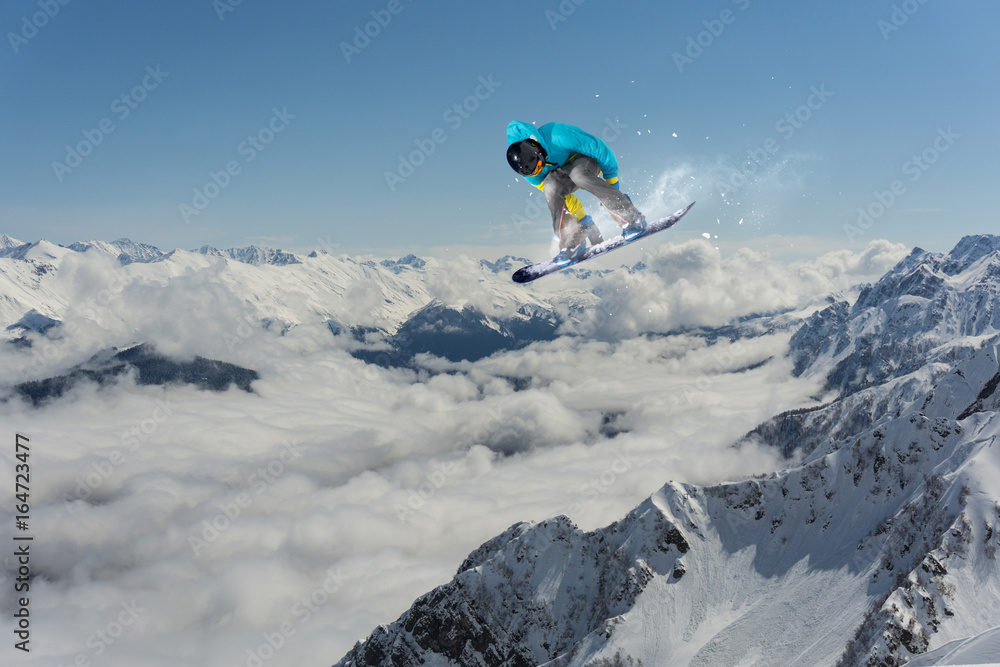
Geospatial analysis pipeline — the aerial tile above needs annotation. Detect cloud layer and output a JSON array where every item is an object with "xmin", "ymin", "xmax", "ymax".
[{"xmin": 0, "ymin": 237, "xmax": 907, "ymax": 666}]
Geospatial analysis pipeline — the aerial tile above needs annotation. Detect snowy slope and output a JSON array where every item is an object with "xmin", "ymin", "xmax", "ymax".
[
  {"xmin": 336, "ymin": 401, "xmax": 1000, "ymax": 666},
  {"xmin": 335, "ymin": 236, "xmax": 1000, "ymax": 667},
  {"xmin": 0, "ymin": 242, "xmax": 71, "ymax": 327},
  {"xmin": 908, "ymin": 625, "xmax": 1000, "ymax": 666},
  {"xmin": 789, "ymin": 235, "xmax": 1000, "ymax": 394}
]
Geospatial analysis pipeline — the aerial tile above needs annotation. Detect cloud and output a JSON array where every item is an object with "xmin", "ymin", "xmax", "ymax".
[
  {"xmin": 340, "ymin": 280, "xmax": 390, "ymax": 329},
  {"xmin": 790, "ymin": 238, "xmax": 908, "ymax": 282},
  {"xmin": 553, "ymin": 237, "xmax": 906, "ymax": 340},
  {"xmin": 0, "ymin": 252, "xmax": 273, "ymax": 385},
  {"xmin": 0, "ymin": 238, "xmax": 889, "ymax": 665},
  {"xmin": 613, "ymin": 153, "xmax": 820, "ymax": 237}
]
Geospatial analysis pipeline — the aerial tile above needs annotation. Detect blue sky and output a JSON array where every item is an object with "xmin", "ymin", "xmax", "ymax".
[{"xmin": 1, "ymin": 0, "xmax": 997, "ymax": 258}]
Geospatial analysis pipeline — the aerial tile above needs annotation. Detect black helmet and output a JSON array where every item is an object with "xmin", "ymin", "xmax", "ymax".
[{"xmin": 506, "ymin": 139, "xmax": 547, "ymax": 176}]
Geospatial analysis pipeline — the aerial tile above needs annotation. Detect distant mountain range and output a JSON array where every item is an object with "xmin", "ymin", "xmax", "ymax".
[
  {"xmin": 0, "ymin": 235, "xmax": 305, "ymax": 267},
  {"xmin": 0, "ymin": 234, "xmax": 595, "ymax": 376}
]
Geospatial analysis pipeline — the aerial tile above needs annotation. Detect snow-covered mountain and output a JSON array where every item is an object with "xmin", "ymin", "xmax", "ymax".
[
  {"xmin": 0, "ymin": 239, "xmax": 76, "ymax": 262},
  {"xmin": 354, "ymin": 301, "xmax": 562, "ymax": 367},
  {"xmin": 66, "ymin": 238, "xmax": 168, "ymax": 265},
  {"xmin": 5, "ymin": 230, "xmax": 994, "ymax": 666},
  {"xmin": 0, "ymin": 235, "xmax": 572, "ymax": 364},
  {"xmin": 1, "ymin": 232, "xmax": 884, "ymax": 370},
  {"xmin": 0, "ymin": 233, "xmax": 25, "ymax": 250},
  {"xmin": 9, "ymin": 342, "xmax": 259, "ymax": 405},
  {"xmin": 789, "ymin": 234, "xmax": 1000, "ymax": 395},
  {"xmin": 194, "ymin": 244, "xmax": 302, "ymax": 266},
  {"xmin": 335, "ymin": 236, "xmax": 1000, "ymax": 667}
]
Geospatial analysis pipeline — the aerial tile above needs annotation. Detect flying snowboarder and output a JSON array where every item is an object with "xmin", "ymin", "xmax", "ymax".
[{"xmin": 506, "ymin": 120, "xmax": 647, "ymax": 267}]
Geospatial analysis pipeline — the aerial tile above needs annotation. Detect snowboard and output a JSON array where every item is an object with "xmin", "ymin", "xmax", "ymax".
[{"xmin": 512, "ymin": 201, "xmax": 695, "ymax": 284}]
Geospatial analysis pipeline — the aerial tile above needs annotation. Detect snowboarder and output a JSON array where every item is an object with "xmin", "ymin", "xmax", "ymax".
[{"xmin": 506, "ymin": 120, "xmax": 647, "ymax": 267}]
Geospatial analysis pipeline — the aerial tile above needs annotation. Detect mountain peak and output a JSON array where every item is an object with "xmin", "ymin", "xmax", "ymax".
[
  {"xmin": 480, "ymin": 255, "xmax": 533, "ymax": 273},
  {"xmin": 942, "ymin": 233, "xmax": 1000, "ymax": 275},
  {"xmin": 194, "ymin": 244, "xmax": 301, "ymax": 266},
  {"xmin": 0, "ymin": 239, "xmax": 73, "ymax": 262},
  {"xmin": 791, "ymin": 232, "xmax": 1000, "ymax": 395},
  {"xmin": 0, "ymin": 233, "xmax": 25, "ymax": 250},
  {"xmin": 380, "ymin": 254, "xmax": 426, "ymax": 273},
  {"xmin": 67, "ymin": 238, "xmax": 167, "ymax": 265}
]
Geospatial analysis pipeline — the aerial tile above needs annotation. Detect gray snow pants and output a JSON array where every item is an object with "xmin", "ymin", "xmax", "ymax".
[{"xmin": 542, "ymin": 155, "xmax": 640, "ymax": 249}]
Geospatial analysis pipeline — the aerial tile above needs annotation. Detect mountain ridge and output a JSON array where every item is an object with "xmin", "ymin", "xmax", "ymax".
[
  {"xmin": 0, "ymin": 233, "xmax": 571, "ymax": 348},
  {"xmin": 334, "ymin": 235, "xmax": 1000, "ymax": 667}
]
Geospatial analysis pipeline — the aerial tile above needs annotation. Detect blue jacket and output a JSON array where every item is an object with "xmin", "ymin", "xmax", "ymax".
[{"xmin": 506, "ymin": 121, "xmax": 619, "ymax": 187}]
